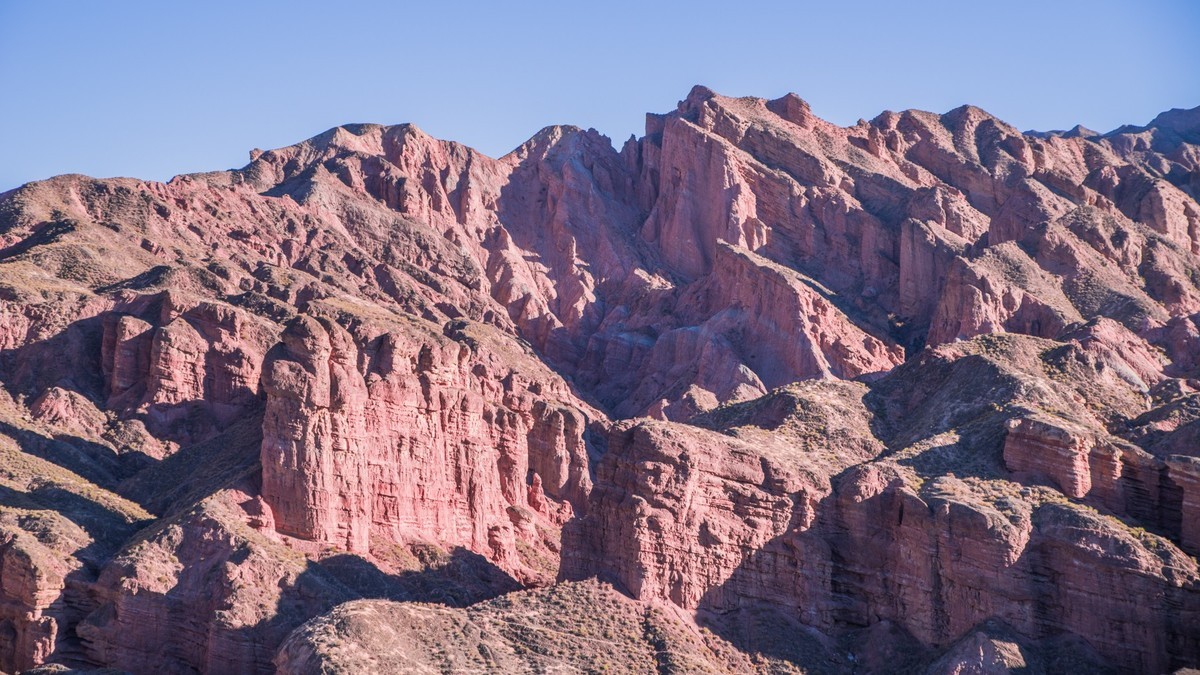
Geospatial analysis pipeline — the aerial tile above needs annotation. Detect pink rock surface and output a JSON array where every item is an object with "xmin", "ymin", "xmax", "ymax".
[
  {"xmin": 564, "ymin": 339, "xmax": 1200, "ymax": 673},
  {"xmin": 78, "ymin": 488, "xmax": 350, "ymax": 674},
  {"xmin": 0, "ymin": 523, "xmax": 77, "ymax": 673},
  {"xmin": 0, "ymin": 87, "xmax": 1196, "ymax": 673},
  {"xmin": 261, "ymin": 313, "xmax": 596, "ymax": 583},
  {"xmin": 1003, "ymin": 415, "xmax": 1097, "ymax": 498},
  {"xmin": 1168, "ymin": 456, "xmax": 1200, "ymax": 556}
]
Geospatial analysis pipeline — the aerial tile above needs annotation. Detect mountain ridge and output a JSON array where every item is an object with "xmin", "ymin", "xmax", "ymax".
[{"xmin": 0, "ymin": 85, "xmax": 1198, "ymax": 674}]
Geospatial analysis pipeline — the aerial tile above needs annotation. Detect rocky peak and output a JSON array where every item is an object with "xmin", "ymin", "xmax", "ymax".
[
  {"xmin": 0, "ymin": 85, "xmax": 1197, "ymax": 673},
  {"xmin": 766, "ymin": 91, "xmax": 817, "ymax": 129},
  {"xmin": 1146, "ymin": 104, "xmax": 1200, "ymax": 142}
]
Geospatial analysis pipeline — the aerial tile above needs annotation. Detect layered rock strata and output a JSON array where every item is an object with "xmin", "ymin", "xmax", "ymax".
[{"xmin": 0, "ymin": 87, "xmax": 1196, "ymax": 673}]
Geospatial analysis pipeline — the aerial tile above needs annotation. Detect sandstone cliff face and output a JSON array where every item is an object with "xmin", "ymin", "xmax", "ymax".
[
  {"xmin": 0, "ymin": 418, "xmax": 151, "ymax": 674},
  {"xmin": 0, "ymin": 512, "xmax": 84, "ymax": 674},
  {"xmin": 261, "ymin": 315, "xmax": 372, "ymax": 553},
  {"xmin": 99, "ymin": 292, "xmax": 276, "ymax": 447},
  {"xmin": 260, "ymin": 312, "xmax": 596, "ymax": 583},
  {"xmin": 563, "ymin": 333, "xmax": 1200, "ymax": 673},
  {"xmin": 0, "ymin": 87, "xmax": 1197, "ymax": 673}
]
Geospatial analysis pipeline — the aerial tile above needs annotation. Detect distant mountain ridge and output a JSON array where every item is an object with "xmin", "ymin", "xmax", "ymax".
[{"xmin": 1028, "ymin": 102, "xmax": 1200, "ymax": 143}]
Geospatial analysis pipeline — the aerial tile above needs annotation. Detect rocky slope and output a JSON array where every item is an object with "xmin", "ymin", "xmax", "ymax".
[{"xmin": 0, "ymin": 86, "xmax": 1197, "ymax": 673}]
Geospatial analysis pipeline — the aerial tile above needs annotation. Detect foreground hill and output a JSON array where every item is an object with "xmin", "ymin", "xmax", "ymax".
[{"xmin": 0, "ymin": 87, "xmax": 1198, "ymax": 673}]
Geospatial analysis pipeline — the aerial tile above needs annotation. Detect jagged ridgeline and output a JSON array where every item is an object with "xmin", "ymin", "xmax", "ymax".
[{"xmin": 0, "ymin": 86, "xmax": 1198, "ymax": 674}]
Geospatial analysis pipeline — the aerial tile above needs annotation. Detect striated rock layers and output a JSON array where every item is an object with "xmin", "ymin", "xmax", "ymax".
[
  {"xmin": 260, "ymin": 313, "xmax": 594, "ymax": 581},
  {"xmin": 0, "ymin": 87, "xmax": 1197, "ymax": 673},
  {"xmin": 562, "ymin": 335, "xmax": 1200, "ymax": 673}
]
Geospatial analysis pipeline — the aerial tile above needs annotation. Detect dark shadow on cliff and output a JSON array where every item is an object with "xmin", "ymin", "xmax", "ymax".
[
  {"xmin": 0, "ymin": 419, "xmax": 129, "ymax": 487},
  {"xmin": 207, "ymin": 547, "xmax": 522, "ymax": 672},
  {"xmin": 620, "ymin": 346, "xmax": 1159, "ymax": 670},
  {"xmin": 688, "ymin": 461, "xmax": 1181, "ymax": 673},
  {"xmin": 686, "ymin": 464, "xmax": 876, "ymax": 674},
  {"xmin": 119, "ymin": 406, "xmax": 264, "ymax": 516},
  {"xmin": 312, "ymin": 547, "xmax": 521, "ymax": 607},
  {"xmin": 0, "ymin": 219, "xmax": 77, "ymax": 261},
  {"xmin": 696, "ymin": 601, "xmax": 855, "ymax": 674},
  {"xmin": 491, "ymin": 125, "xmax": 664, "ymax": 415},
  {"xmin": 0, "ymin": 479, "xmax": 151, "ymax": 670},
  {"xmin": 93, "ymin": 265, "xmax": 174, "ymax": 294},
  {"xmin": 683, "ymin": 465, "xmax": 968, "ymax": 673},
  {"xmin": 0, "ymin": 315, "xmax": 106, "ymax": 403},
  {"xmin": 0, "ymin": 402, "xmax": 265, "ymax": 520},
  {"xmin": 0, "ymin": 482, "xmax": 147, "ymax": 567},
  {"xmin": 657, "ymin": 333, "xmax": 1154, "ymax": 669},
  {"xmin": 862, "ymin": 347, "xmax": 1031, "ymax": 482},
  {"xmin": 0, "ymin": 300, "xmax": 262, "ymax": 474},
  {"xmin": 0, "ymin": 311, "xmax": 160, "ymax": 488}
]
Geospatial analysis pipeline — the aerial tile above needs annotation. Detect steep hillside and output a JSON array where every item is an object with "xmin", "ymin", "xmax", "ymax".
[{"xmin": 0, "ymin": 87, "xmax": 1197, "ymax": 673}]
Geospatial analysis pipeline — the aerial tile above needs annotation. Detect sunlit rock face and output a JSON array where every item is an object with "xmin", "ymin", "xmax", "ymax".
[{"xmin": 0, "ymin": 87, "xmax": 1197, "ymax": 673}]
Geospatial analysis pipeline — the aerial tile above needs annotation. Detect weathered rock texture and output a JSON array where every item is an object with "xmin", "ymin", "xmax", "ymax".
[
  {"xmin": 564, "ymin": 335, "xmax": 1200, "ymax": 673},
  {"xmin": 0, "ymin": 87, "xmax": 1197, "ymax": 673},
  {"xmin": 275, "ymin": 579, "xmax": 759, "ymax": 674},
  {"xmin": 260, "ymin": 312, "xmax": 595, "ymax": 583}
]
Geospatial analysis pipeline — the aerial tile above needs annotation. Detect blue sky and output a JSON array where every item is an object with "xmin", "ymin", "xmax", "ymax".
[{"xmin": 2, "ymin": 0, "xmax": 1197, "ymax": 191}]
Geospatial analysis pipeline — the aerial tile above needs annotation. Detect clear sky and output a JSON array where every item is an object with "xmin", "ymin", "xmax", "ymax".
[{"xmin": 2, "ymin": 0, "xmax": 1197, "ymax": 192}]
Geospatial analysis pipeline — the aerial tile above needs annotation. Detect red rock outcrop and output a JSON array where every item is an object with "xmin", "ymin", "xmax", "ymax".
[
  {"xmin": 260, "ymin": 315, "xmax": 371, "ymax": 552},
  {"xmin": 261, "ymin": 312, "xmax": 597, "ymax": 583},
  {"xmin": 0, "ymin": 87, "xmax": 1197, "ymax": 673},
  {"xmin": 0, "ymin": 514, "xmax": 81, "ymax": 674},
  {"xmin": 0, "ymin": 425, "xmax": 151, "ymax": 674},
  {"xmin": 1001, "ymin": 413, "xmax": 1172, "ymax": 526},
  {"xmin": 98, "ymin": 292, "xmax": 276, "ymax": 444},
  {"xmin": 78, "ymin": 488, "xmax": 351, "ymax": 674},
  {"xmin": 1003, "ymin": 415, "xmax": 1100, "ymax": 499},
  {"xmin": 1168, "ymin": 456, "xmax": 1200, "ymax": 556},
  {"xmin": 928, "ymin": 244, "xmax": 1083, "ymax": 346},
  {"xmin": 564, "ymin": 333, "xmax": 1200, "ymax": 673}
]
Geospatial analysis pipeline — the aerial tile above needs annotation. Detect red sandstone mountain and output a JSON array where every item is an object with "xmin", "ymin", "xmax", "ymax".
[{"xmin": 0, "ymin": 86, "xmax": 1198, "ymax": 674}]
